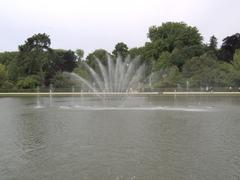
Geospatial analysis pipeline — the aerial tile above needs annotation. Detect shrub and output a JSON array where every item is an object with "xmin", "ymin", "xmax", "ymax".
[{"xmin": 16, "ymin": 75, "xmax": 41, "ymax": 89}]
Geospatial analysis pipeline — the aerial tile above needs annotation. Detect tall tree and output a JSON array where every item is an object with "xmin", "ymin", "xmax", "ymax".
[
  {"xmin": 17, "ymin": 33, "xmax": 53, "ymax": 85},
  {"xmin": 219, "ymin": 33, "xmax": 240, "ymax": 62},
  {"xmin": 148, "ymin": 22, "xmax": 203, "ymax": 52},
  {"xmin": 86, "ymin": 49, "xmax": 111, "ymax": 69},
  {"xmin": 0, "ymin": 64, "xmax": 7, "ymax": 87},
  {"xmin": 209, "ymin": 35, "xmax": 218, "ymax": 50},
  {"xmin": 233, "ymin": 49, "xmax": 240, "ymax": 70},
  {"xmin": 63, "ymin": 50, "xmax": 77, "ymax": 72},
  {"xmin": 112, "ymin": 42, "xmax": 129, "ymax": 58},
  {"xmin": 75, "ymin": 49, "xmax": 84, "ymax": 62},
  {"xmin": 232, "ymin": 49, "xmax": 240, "ymax": 85}
]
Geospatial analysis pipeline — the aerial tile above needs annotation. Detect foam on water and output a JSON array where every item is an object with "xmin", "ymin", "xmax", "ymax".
[
  {"xmin": 58, "ymin": 105, "xmax": 213, "ymax": 112},
  {"xmin": 34, "ymin": 105, "xmax": 44, "ymax": 109}
]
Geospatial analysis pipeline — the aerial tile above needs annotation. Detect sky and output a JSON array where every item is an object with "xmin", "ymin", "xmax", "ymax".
[{"xmin": 0, "ymin": 0, "xmax": 240, "ymax": 55}]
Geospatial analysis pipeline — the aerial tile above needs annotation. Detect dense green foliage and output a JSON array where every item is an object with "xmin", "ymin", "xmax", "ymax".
[
  {"xmin": 1, "ymin": 22, "xmax": 240, "ymax": 90},
  {"xmin": 112, "ymin": 42, "xmax": 129, "ymax": 58}
]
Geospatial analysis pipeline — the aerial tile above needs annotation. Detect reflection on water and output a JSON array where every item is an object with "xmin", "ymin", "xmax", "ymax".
[
  {"xmin": 0, "ymin": 96, "xmax": 240, "ymax": 180},
  {"xmin": 17, "ymin": 110, "xmax": 48, "ymax": 160}
]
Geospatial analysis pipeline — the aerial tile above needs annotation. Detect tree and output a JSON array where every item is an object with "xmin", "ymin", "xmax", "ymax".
[
  {"xmin": 153, "ymin": 66, "xmax": 182, "ymax": 88},
  {"xmin": 17, "ymin": 33, "xmax": 53, "ymax": 85},
  {"xmin": 19, "ymin": 33, "xmax": 51, "ymax": 51},
  {"xmin": 0, "ymin": 64, "xmax": 7, "ymax": 86},
  {"xmin": 73, "ymin": 61, "xmax": 89, "ymax": 79},
  {"xmin": 7, "ymin": 60, "xmax": 20, "ymax": 82},
  {"xmin": 151, "ymin": 44, "xmax": 205, "ymax": 73},
  {"xmin": 170, "ymin": 45, "xmax": 205, "ymax": 70},
  {"xmin": 0, "ymin": 63, "xmax": 15, "ymax": 89},
  {"xmin": 75, "ymin": 49, "xmax": 84, "ymax": 62},
  {"xmin": 128, "ymin": 47, "xmax": 144, "ymax": 58},
  {"xmin": 209, "ymin": 35, "xmax": 218, "ymax": 50},
  {"xmin": 148, "ymin": 22, "xmax": 203, "ymax": 52},
  {"xmin": 86, "ymin": 49, "xmax": 111, "ymax": 69},
  {"xmin": 141, "ymin": 22, "xmax": 203, "ymax": 70},
  {"xmin": 233, "ymin": 49, "xmax": 240, "ymax": 70},
  {"xmin": 112, "ymin": 42, "xmax": 129, "ymax": 58},
  {"xmin": 182, "ymin": 54, "xmax": 234, "ymax": 87},
  {"xmin": 142, "ymin": 41, "xmax": 163, "ymax": 61},
  {"xmin": 54, "ymin": 49, "xmax": 77, "ymax": 72},
  {"xmin": 50, "ymin": 72, "xmax": 75, "ymax": 88},
  {"xmin": 0, "ymin": 51, "xmax": 18, "ymax": 65},
  {"xmin": 152, "ymin": 51, "xmax": 171, "ymax": 71},
  {"xmin": 16, "ymin": 75, "xmax": 41, "ymax": 89},
  {"xmin": 0, "ymin": 52, "xmax": 19, "ymax": 83},
  {"xmin": 219, "ymin": 33, "xmax": 240, "ymax": 62}
]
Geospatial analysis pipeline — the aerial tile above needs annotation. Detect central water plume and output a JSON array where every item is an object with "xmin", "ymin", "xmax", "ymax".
[{"xmin": 66, "ymin": 55, "xmax": 146, "ymax": 92}]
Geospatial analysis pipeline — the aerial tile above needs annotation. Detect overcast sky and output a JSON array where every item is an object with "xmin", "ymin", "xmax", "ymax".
[{"xmin": 0, "ymin": 0, "xmax": 240, "ymax": 55}]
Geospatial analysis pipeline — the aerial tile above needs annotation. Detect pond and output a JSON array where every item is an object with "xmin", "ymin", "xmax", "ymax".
[{"xmin": 0, "ymin": 95, "xmax": 240, "ymax": 180}]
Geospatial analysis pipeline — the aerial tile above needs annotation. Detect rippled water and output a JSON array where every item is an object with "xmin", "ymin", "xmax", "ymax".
[{"xmin": 1, "ymin": 95, "xmax": 240, "ymax": 180}]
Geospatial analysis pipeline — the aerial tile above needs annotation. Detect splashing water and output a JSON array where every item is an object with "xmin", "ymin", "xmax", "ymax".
[{"xmin": 65, "ymin": 55, "xmax": 146, "ymax": 92}]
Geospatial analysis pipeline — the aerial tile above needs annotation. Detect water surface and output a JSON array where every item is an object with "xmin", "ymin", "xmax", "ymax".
[{"xmin": 0, "ymin": 95, "xmax": 240, "ymax": 180}]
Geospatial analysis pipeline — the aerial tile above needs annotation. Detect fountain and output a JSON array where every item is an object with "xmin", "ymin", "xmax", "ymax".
[
  {"xmin": 186, "ymin": 80, "xmax": 189, "ymax": 92},
  {"xmin": 49, "ymin": 84, "xmax": 53, "ymax": 106},
  {"xmin": 35, "ymin": 86, "xmax": 43, "ymax": 108},
  {"xmin": 55, "ymin": 55, "xmax": 212, "ymax": 112},
  {"xmin": 64, "ymin": 55, "xmax": 146, "ymax": 93},
  {"xmin": 71, "ymin": 86, "xmax": 75, "ymax": 106}
]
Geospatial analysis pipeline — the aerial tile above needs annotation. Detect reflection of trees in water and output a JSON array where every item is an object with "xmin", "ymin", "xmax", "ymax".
[{"xmin": 17, "ymin": 109, "xmax": 48, "ymax": 160}]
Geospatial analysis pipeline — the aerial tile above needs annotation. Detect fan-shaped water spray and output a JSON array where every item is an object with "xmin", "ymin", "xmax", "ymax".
[{"xmin": 65, "ymin": 55, "xmax": 146, "ymax": 93}]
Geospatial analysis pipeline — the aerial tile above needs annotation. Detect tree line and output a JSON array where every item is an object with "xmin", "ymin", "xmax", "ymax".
[{"xmin": 1, "ymin": 21, "xmax": 240, "ymax": 90}]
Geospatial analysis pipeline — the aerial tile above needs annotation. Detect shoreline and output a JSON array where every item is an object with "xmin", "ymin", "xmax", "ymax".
[{"xmin": 1, "ymin": 91, "xmax": 240, "ymax": 96}]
